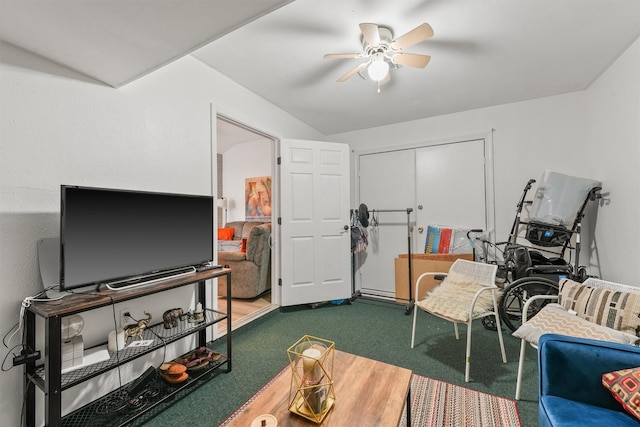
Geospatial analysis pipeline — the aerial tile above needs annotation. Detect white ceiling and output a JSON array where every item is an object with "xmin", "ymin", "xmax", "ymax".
[
  {"xmin": 217, "ymin": 117, "xmax": 272, "ymax": 154},
  {"xmin": 0, "ymin": 0, "xmax": 293, "ymax": 87},
  {"xmin": 1, "ymin": 0, "xmax": 639, "ymax": 137}
]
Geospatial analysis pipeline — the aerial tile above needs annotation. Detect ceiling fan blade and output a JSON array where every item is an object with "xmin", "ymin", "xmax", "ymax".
[
  {"xmin": 359, "ymin": 23, "xmax": 380, "ymax": 47},
  {"xmin": 391, "ymin": 23, "xmax": 434, "ymax": 50},
  {"xmin": 392, "ymin": 53, "xmax": 431, "ymax": 68},
  {"xmin": 324, "ymin": 53, "xmax": 363, "ymax": 59},
  {"xmin": 337, "ymin": 63, "xmax": 368, "ymax": 82}
]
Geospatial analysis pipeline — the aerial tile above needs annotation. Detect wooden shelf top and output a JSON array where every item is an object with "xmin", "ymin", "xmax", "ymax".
[{"xmin": 27, "ymin": 267, "xmax": 231, "ymax": 318}]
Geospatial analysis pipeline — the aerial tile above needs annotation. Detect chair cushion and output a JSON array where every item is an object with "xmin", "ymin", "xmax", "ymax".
[
  {"xmin": 415, "ymin": 270, "xmax": 498, "ymax": 322},
  {"xmin": 540, "ymin": 395, "xmax": 639, "ymax": 427},
  {"xmin": 559, "ymin": 279, "xmax": 640, "ymax": 336},
  {"xmin": 217, "ymin": 251, "xmax": 247, "ymax": 262},
  {"xmin": 218, "ymin": 240, "xmax": 242, "ymax": 252},
  {"xmin": 602, "ymin": 367, "xmax": 640, "ymax": 421},
  {"xmin": 513, "ymin": 304, "xmax": 639, "ymax": 346},
  {"xmin": 225, "ymin": 221, "xmax": 267, "ymax": 240}
]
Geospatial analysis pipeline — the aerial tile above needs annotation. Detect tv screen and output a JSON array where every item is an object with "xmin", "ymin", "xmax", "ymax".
[{"xmin": 60, "ymin": 185, "xmax": 214, "ymax": 291}]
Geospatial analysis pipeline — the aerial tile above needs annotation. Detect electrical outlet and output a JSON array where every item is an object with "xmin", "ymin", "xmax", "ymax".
[{"xmin": 119, "ymin": 307, "xmax": 133, "ymax": 329}]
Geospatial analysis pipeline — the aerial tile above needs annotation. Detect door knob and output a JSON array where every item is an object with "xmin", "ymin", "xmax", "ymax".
[
  {"xmin": 343, "ymin": 225, "xmax": 349, "ymax": 231},
  {"xmin": 418, "ymin": 227, "xmax": 424, "ymax": 233},
  {"xmin": 418, "ymin": 204, "xmax": 423, "ymax": 210}
]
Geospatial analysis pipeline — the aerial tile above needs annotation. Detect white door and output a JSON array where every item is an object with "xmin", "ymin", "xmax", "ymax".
[
  {"xmin": 415, "ymin": 140, "xmax": 487, "ymax": 250},
  {"xmin": 279, "ymin": 139, "xmax": 351, "ymax": 306}
]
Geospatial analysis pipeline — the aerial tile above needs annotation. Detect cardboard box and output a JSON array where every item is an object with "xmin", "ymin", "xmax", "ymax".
[{"xmin": 394, "ymin": 253, "xmax": 474, "ymax": 302}]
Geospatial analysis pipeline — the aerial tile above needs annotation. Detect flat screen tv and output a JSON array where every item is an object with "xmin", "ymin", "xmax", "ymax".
[{"xmin": 60, "ymin": 185, "xmax": 214, "ymax": 291}]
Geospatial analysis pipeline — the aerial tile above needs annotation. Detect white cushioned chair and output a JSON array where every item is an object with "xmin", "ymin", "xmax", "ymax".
[{"xmin": 411, "ymin": 259, "xmax": 507, "ymax": 382}]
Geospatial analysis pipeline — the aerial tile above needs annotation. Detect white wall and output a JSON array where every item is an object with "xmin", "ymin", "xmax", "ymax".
[
  {"xmin": 584, "ymin": 37, "xmax": 640, "ymax": 283},
  {"xmin": 331, "ymin": 36, "xmax": 640, "ymax": 285},
  {"xmin": 0, "ymin": 42, "xmax": 323, "ymax": 425},
  {"xmin": 222, "ymin": 140, "xmax": 273, "ymax": 223}
]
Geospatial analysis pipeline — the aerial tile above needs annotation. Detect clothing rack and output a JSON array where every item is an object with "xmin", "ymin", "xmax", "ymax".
[{"xmin": 351, "ymin": 207, "xmax": 414, "ymax": 315}]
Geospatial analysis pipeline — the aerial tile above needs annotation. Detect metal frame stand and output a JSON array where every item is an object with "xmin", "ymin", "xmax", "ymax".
[{"xmin": 350, "ymin": 208, "xmax": 414, "ymax": 314}]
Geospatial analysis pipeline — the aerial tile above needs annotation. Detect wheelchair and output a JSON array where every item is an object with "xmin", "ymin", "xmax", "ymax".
[{"xmin": 473, "ymin": 171, "xmax": 602, "ymax": 332}]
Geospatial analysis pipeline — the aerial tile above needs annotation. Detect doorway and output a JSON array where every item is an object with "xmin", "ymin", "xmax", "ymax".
[{"xmin": 215, "ymin": 115, "xmax": 278, "ymax": 334}]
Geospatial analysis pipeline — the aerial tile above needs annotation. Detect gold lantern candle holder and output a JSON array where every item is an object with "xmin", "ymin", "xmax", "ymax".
[{"xmin": 287, "ymin": 335, "xmax": 335, "ymax": 423}]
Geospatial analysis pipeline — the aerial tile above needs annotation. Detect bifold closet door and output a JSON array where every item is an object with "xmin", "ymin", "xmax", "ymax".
[
  {"xmin": 415, "ymin": 140, "xmax": 487, "ymax": 252},
  {"xmin": 356, "ymin": 139, "xmax": 488, "ymax": 298},
  {"xmin": 357, "ymin": 149, "xmax": 416, "ymax": 297}
]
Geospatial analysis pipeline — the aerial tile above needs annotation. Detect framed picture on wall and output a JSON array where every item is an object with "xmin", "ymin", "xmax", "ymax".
[{"xmin": 245, "ymin": 176, "xmax": 272, "ymax": 221}]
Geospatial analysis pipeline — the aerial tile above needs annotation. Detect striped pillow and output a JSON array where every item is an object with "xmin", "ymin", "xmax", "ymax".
[{"xmin": 559, "ymin": 279, "xmax": 640, "ymax": 337}]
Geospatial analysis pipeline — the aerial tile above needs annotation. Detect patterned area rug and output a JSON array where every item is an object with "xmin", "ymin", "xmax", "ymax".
[
  {"xmin": 400, "ymin": 374, "xmax": 521, "ymax": 427},
  {"xmin": 219, "ymin": 368, "xmax": 521, "ymax": 427}
]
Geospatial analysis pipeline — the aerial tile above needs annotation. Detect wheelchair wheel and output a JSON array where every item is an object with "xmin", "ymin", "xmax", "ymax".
[
  {"xmin": 498, "ymin": 277, "xmax": 559, "ymax": 332},
  {"xmin": 481, "ymin": 316, "xmax": 497, "ymax": 331}
]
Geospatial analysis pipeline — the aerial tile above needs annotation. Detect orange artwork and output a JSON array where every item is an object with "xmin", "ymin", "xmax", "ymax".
[{"xmin": 245, "ymin": 176, "xmax": 272, "ymax": 221}]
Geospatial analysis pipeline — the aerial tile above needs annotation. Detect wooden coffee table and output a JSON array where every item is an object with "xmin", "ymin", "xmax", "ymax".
[{"xmin": 224, "ymin": 350, "xmax": 413, "ymax": 426}]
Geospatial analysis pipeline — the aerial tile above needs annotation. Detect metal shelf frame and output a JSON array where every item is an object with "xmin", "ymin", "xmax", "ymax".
[{"xmin": 24, "ymin": 268, "xmax": 232, "ymax": 427}]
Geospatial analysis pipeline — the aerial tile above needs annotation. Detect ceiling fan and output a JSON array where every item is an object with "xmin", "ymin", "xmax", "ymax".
[{"xmin": 324, "ymin": 22, "xmax": 434, "ymax": 92}]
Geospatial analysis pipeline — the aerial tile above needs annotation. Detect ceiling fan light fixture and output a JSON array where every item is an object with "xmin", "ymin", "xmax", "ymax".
[
  {"xmin": 324, "ymin": 22, "xmax": 433, "ymax": 88},
  {"xmin": 367, "ymin": 54, "xmax": 389, "ymax": 81}
]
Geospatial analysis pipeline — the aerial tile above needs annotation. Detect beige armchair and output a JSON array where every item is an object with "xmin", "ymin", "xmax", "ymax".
[{"xmin": 218, "ymin": 221, "xmax": 271, "ymax": 299}]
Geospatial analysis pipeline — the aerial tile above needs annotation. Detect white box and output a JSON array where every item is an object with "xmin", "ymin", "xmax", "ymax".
[{"xmin": 61, "ymin": 336, "xmax": 84, "ymax": 369}]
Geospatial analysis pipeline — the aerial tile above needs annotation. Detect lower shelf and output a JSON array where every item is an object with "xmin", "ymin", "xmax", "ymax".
[{"xmin": 61, "ymin": 354, "xmax": 229, "ymax": 427}]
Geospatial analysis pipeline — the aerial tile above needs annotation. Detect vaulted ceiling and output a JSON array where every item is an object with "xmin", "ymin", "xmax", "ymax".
[{"xmin": 2, "ymin": 0, "xmax": 639, "ymax": 136}]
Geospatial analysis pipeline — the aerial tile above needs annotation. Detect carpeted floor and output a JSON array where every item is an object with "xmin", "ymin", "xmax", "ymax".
[{"xmin": 133, "ymin": 298, "xmax": 540, "ymax": 426}]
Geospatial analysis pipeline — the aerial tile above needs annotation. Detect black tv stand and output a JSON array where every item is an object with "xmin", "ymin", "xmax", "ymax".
[{"xmin": 23, "ymin": 267, "xmax": 232, "ymax": 427}]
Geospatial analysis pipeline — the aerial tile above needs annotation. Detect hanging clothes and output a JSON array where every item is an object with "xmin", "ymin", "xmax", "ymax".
[
  {"xmin": 351, "ymin": 210, "xmax": 368, "ymax": 253},
  {"xmin": 351, "ymin": 222, "xmax": 368, "ymax": 253}
]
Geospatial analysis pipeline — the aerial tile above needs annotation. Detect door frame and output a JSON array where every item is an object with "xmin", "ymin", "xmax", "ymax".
[{"xmin": 211, "ymin": 109, "xmax": 281, "ymax": 338}]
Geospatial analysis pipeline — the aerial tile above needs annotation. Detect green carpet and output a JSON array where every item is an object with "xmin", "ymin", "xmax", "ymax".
[{"xmin": 135, "ymin": 298, "xmax": 540, "ymax": 426}]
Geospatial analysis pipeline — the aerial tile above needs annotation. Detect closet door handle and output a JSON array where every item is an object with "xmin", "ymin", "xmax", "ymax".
[
  {"xmin": 343, "ymin": 225, "xmax": 349, "ymax": 231},
  {"xmin": 418, "ymin": 227, "xmax": 424, "ymax": 233}
]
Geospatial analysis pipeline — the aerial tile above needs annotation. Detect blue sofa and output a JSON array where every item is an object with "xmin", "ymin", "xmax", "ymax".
[{"xmin": 538, "ymin": 334, "xmax": 640, "ymax": 426}]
